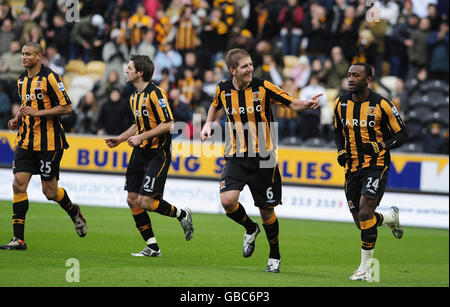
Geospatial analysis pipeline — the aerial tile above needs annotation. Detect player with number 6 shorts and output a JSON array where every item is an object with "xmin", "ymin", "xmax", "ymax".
[
  {"xmin": 201, "ymin": 48, "xmax": 321, "ymax": 273},
  {"xmin": 333, "ymin": 63, "xmax": 408, "ymax": 281}
]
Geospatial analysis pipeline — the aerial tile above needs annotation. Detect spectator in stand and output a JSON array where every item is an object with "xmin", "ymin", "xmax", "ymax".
[
  {"xmin": 157, "ymin": 67, "xmax": 174, "ymax": 94},
  {"xmin": 278, "ymin": 0, "xmax": 304, "ymax": 56},
  {"xmin": 335, "ymin": 5, "xmax": 364, "ymax": 63},
  {"xmin": 131, "ymin": 27, "xmax": 156, "ymax": 60},
  {"xmin": 171, "ymin": 4, "xmax": 200, "ymax": 55},
  {"xmin": 358, "ymin": 19, "xmax": 388, "ymax": 80},
  {"xmin": 0, "ymin": 0, "xmax": 13, "ymax": 27},
  {"xmin": 70, "ymin": 14, "xmax": 105, "ymax": 63},
  {"xmin": 303, "ymin": 2, "xmax": 330, "ymax": 62},
  {"xmin": 277, "ymin": 78, "xmax": 299, "ymax": 139},
  {"xmin": 352, "ymin": 29, "xmax": 378, "ymax": 69},
  {"xmin": 177, "ymin": 66, "xmax": 202, "ymax": 106},
  {"xmin": 322, "ymin": 46, "xmax": 349, "ymax": 89},
  {"xmin": 0, "ymin": 18, "xmax": 14, "ymax": 56},
  {"xmin": 389, "ymin": 13, "xmax": 420, "ymax": 79},
  {"xmin": 15, "ymin": 7, "xmax": 37, "ymax": 45},
  {"xmin": 43, "ymin": 44, "xmax": 65, "ymax": 76},
  {"xmin": 290, "ymin": 55, "xmax": 311, "ymax": 89},
  {"xmin": 74, "ymin": 91, "xmax": 99, "ymax": 134},
  {"xmin": 45, "ymin": 12, "xmax": 70, "ymax": 61},
  {"xmin": 227, "ymin": 28, "xmax": 256, "ymax": 56},
  {"xmin": 0, "ymin": 40, "xmax": 24, "ymax": 102},
  {"xmin": 298, "ymin": 73, "xmax": 327, "ymax": 141},
  {"xmin": 96, "ymin": 88, "xmax": 133, "ymax": 136},
  {"xmin": 128, "ymin": 3, "xmax": 153, "ymax": 48},
  {"xmin": 407, "ymin": 17, "xmax": 432, "ymax": 79},
  {"xmin": 201, "ymin": 7, "xmax": 230, "ymax": 63},
  {"xmin": 254, "ymin": 53, "xmax": 283, "ymax": 87},
  {"xmin": 427, "ymin": 3, "xmax": 442, "ymax": 31},
  {"xmin": 154, "ymin": 8, "xmax": 172, "ymax": 47},
  {"xmin": 0, "ymin": 82, "xmax": 11, "ymax": 129},
  {"xmin": 153, "ymin": 41, "xmax": 183, "ymax": 83},
  {"xmin": 199, "ymin": 69, "xmax": 217, "ymax": 111},
  {"xmin": 94, "ymin": 69, "xmax": 124, "ymax": 106},
  {"xmin": 423, "ymin": 123, "xmax": 447, "ymax": 154},
  {"xmin": 427, "ymin": 20, "xmax": 449, "ymax": 80},
  {"xmin": 102, "ymin": 28, "xmax": 129, "ymax": 85},
  {"xmin": 411, "ymin": 0, "xmax": 438, "ymax": 18}
]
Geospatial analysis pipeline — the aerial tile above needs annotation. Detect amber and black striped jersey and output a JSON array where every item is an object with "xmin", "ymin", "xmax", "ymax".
[
  {"xmin": 212, "ymin": 77, "xmax": 293, "ymax": 157},
  {"xmin": 174, "ymin": 18, "xmax": 197, "ymax": 51},
  {"xmin": 129, "ymin": 82, "xmax": 174, "ymax": 150},
  {"xmin": 15, "ymin": 65, "xmax": 71, "ymax": 151},
  {"xmin": 333, "ymin": 90, "xmax": 406, "ymax": 173}
]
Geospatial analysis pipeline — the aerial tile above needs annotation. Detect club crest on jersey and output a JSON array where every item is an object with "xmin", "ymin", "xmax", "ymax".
[
  {"xmin": 252, "ymin": 91, "xmax": 260, "ymax": 101},
  {"xmin": 220, "ymin": 180, "xmax": 226, "ymax": 190},
  {"xmin": 368, "ymin": 106, "xmax": 376, "ymax": 116},
  {"xmin": 158, "ymin": 98, "xmax": 167, "ymax": 108},
  {"xmin": 35, "ymin": 81, "xmax": 42, "ymax": 90}
]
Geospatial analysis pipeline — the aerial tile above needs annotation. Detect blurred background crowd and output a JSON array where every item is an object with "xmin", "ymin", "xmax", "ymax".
[{"xmin": 0, "ymin": 0, "xmax": 448, "ymax": 154}]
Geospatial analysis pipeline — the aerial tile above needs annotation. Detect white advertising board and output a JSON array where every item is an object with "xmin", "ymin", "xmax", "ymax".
[{"xmin": 0, "ymin": 170, "xmax": 448, "ymax": 229}]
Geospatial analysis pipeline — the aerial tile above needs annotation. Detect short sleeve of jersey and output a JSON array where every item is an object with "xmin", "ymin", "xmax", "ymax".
[
  {"xmin": 151, "ymin": 88, "xmax": 174, "ymax": 122},
  {"xmin": 380, "ymin": 98, "xmax": 406, "ymax": 134},
  {"xmin": 263, "ymin": 80, "xmax": 293, "ymax": 107},
  {"xmin": 211, "ymin": 84, "xmax": 222, "ymax": 110},
  {"xmin": 333, "ymin": 97, "xmax": 342, "ymax": 129},
  {"xmin": 47, "ymin": 72, "xmax": 72, "ymax": 106}
]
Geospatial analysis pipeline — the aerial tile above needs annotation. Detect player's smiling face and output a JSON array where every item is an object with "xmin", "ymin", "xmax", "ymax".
[{"xmin": 231, "ymin": 56, "xmax": 254, "ymax": 84}]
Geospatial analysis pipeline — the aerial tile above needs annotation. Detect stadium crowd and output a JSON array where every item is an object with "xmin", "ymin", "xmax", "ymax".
[{"xmin": 0, "ymin": 0, "xmax": 448, "ymax": 154}]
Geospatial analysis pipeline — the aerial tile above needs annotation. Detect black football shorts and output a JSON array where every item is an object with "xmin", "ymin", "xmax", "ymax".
[
  {"xmin": 13, "ymin": 147, "xmax": 63, "ymax": 181},
  {"xmin": 220, "ymin": 157, "xmax": 282, "ymax": 208},
  {"xmin": 125, "ymin": 147, "xmax": 171, "ymax": 197},
  {"xmin": 344, "ymin": 166, "xmax": 389, "ymax": 212}
]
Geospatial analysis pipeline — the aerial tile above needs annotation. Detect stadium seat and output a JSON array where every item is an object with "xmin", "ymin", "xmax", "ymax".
[
  {"xmin": 420, "ymin": 79, "xmax": 449, "ymax": 94},
  {"xmin": 65, "ymin": 59, "xmax": 86, "ymax": 75},
  {"xmin": 406, "ymin": 119, "xmax": 425, "ymax": 140},
  {"xmin": 85, "ymin": 61, "xmax": 106, "ymax": 82},
  {"xmin": 409, "ymin": 105, "xmax": 434, "ymax": 120},
  {"xmin": 280, "ymin": 136, "xmax": 303, "ymax": 146},
  {"xmin": 398, "ymin": 141, "xmax": 423, "ymax": 153},
  {"xmin": 302, "ymin": 137, "xmax": 328, "ymax": 148},
  {"xmin": 67, "ymin": 76, "xmax": 95, "ymax": 108},
  {"xmin": 86, "ymin": 61, "xmax": 106, "ymax": 75}
]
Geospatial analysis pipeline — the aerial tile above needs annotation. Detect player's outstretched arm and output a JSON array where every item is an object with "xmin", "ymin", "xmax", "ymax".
[{"xmin": 289, "ymin": 93, "xmax": 322, "ymax": 112}]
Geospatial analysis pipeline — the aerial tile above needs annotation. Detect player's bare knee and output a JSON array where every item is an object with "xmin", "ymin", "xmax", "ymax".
[
  {"xmin": 138, "ymin": 197, "xmax": 157, "ymax": 211},
  {"xmin": 12, "ymin": 181, "xmax": 26, "ymax": 194},
  {"xmin": 127, "ymin": 196, "xmax": 139, "ymax": 208},
  {"xmin": 220, "ymin": 196, "xmax": 236, "ymax": 212}
]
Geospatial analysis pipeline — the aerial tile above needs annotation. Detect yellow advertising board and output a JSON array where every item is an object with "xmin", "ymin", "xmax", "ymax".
[{"xmin": 1, "ymin": 131, "xmax": 448, "ymax": 192}]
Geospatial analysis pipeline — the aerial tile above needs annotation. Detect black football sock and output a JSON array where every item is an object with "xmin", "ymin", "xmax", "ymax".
[
  {"xmin": 262, "ymin": 214, "xmax": 280, "ymax": 260},
  {"xmin": 55, "ymin": 188, "xmax": 78, "ymax": 218},
  {"xmin": 12, "ymin": 193, "xmax": 29, "ymax": 241},
  {"xmin": 225, "ymin": 202, "xmax": 257, "ymax": 234},
  {"xmin": 153, "ymin": 199, "xmax": 186, "ymax": 221}
]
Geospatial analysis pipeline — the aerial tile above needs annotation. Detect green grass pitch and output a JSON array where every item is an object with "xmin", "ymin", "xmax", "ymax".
[{"xmin": 0, "ymin": 201, "xmax": 448, "ymax": 287}]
